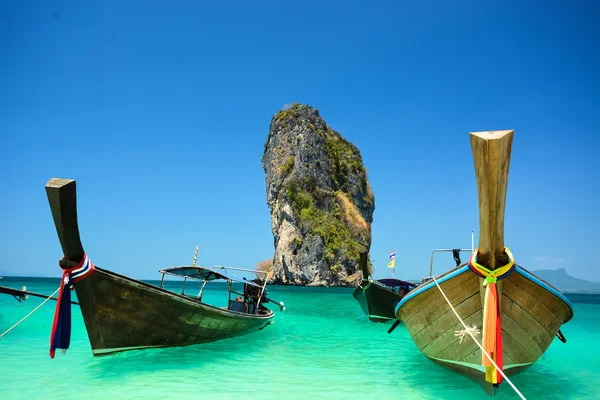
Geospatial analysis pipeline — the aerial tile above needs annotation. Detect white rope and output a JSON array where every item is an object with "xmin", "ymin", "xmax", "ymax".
[
  {"xmin": 0, "ymin": 286, "xmax": 60, "ymax": 339},
  {"xmin": 431, "ymin": 276, "xmax": 527, "ymax": 400}
]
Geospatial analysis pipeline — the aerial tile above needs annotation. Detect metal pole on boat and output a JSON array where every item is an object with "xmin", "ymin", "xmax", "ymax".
[
  {"xmin": 471, "ymin": 231, "xmax": 475, "ymax": 254},
  {"xmin": 255, "ymin": 271, "xmax": 272, "ymax": 314},
  {"xmin": 197, "ymin": 280, "xmax": 207, "ymax": 300}
]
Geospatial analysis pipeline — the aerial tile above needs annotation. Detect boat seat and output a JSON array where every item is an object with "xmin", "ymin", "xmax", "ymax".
[{"xmin": 228, "ymin": 301, "xmax": 248, "ymax": 313}]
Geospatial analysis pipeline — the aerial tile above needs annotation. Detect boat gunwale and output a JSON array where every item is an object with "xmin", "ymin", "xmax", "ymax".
[{"xmin": 395, "ymin": 264, "xmax": 574, "ymax": 320}]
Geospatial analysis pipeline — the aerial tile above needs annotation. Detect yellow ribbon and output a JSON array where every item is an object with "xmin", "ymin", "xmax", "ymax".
[{"xmin": 469, "ymin": 247, "xmax": 515, "ymax": 283}]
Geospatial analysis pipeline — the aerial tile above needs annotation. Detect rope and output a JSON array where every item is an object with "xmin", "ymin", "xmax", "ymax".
[
  {"xmin": 431, "ymin": 275, "xmax": 526, "ymax": 400},
  {"xmin": 0, "ymin": 287, "xmax": 60, "ymax": 339}
]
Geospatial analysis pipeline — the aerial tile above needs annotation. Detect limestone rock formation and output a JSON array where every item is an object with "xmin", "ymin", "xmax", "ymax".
[{"xmin": 262, "ymin": 104, "xmax": 375, "ymax": 286}]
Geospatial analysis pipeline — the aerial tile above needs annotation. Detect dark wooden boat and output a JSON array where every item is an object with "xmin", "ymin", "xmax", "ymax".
[
  {"xmin": 45, "ymin": 177, "xmax": 283, "ymax": 356},
  {"xmin": 353, "ymin": 253, "xmax": 417, "ymax": 323},
  {"xmin": 394, "ymin": 131, "xmax": 574, "ymax": 396}
]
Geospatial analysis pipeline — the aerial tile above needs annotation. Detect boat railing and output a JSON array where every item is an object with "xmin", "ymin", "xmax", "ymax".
[
  {"xmin": 427, "ymin": 248, "xmax": 474, "ymax": 279},
  {"xmin": 158, "ymin": 265, "xmax": 271, "ymax": 315},
  {"xmin": 210, "ymin": 266, "xmax": 270, "ymax": 314}
]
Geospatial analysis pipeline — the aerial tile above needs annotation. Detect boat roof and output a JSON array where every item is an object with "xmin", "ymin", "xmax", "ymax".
[
  {"xmin": 159, "ymin": 266, "xmax": 264, "ymax": 288},
  {"xmin": 377, "ymin": 278, "xmax": 418, "ymax": 288}
]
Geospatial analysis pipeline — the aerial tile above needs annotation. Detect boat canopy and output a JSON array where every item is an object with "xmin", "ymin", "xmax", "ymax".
[
  {"xmin": 377, "ymin": 278, "xmax": 418, "ymax": 288},
  {"xmin": 159, "ymin": 266, "xmax": 264, "ymax": 288}
]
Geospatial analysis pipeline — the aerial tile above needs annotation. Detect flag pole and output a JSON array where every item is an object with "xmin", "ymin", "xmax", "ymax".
[{"xmin": 192, "ymin": 245, "xmax": 199, "ymax": 267}]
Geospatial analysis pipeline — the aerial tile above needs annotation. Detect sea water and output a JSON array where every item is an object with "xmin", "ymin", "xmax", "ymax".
[{"xmin": 0, "ymin": 277, "xmax": 598, "ymax": 400}]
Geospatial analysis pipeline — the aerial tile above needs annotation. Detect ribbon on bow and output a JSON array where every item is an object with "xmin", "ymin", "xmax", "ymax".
[
  {"xmin": 468, "ymin": 247, "xmax": 515, "ymax": 385},
  {"xmin": 49, "ymin": 252, "xmax": 95, "ymax": 358}
]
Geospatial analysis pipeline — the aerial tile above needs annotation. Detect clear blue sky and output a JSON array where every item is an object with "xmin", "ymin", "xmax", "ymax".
[{"xmin": 1, "ymin": 1, "xmax": 598, "ymax": 281}]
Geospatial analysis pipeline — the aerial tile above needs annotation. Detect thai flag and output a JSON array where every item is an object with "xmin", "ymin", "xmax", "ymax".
[{"xmin": 389, "ymin": 251, "xmax": 396, "ymax": 261}]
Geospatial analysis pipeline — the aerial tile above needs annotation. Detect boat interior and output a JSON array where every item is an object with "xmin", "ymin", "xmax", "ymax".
[
  {"xmin": 158, "ymin": 265, "xmax": 273, "ymax": 316},
  {"xmin": 376, "ymin": 278, "xmax": 418, "ymax": 296}
]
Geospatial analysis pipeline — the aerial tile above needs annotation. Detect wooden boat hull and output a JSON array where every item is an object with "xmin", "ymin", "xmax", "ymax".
[
  {"xmin": 353, "ymin": 280, "xmax": 403, "ymax": 323},
  {"xmin": 395, "ymin": 265, "xmax": 573, "ymax": 392},
  {"xmin": 75, "ymin": 267, "xmax": 274, "ymax": 356}
]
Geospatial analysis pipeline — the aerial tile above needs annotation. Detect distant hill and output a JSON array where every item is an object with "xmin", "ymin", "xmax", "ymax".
[{"xmin": 531, "ymin": 268, "xmax": 600, "ymax": 294}]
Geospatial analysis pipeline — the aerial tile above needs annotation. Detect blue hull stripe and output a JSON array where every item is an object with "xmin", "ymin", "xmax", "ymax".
[
  {"xmin": 395, "ymin": 266, "xmax": 470, "ymax": 315},
  {"xmin": 514, "ymin": 266, "xmax": 574, "ymax": 310}
]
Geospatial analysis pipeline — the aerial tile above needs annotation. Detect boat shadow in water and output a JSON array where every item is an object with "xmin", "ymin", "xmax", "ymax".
[
  {"xmin": 499, "ymin": 363, "xmax": 587, "ymax": 400},
  {"xmin": 402, "ymin": 351, "xmax": 583, "ymax": 399},
  {"xmin": 86, "ymin": 332, "xmax": 272, "ymax": 379}
]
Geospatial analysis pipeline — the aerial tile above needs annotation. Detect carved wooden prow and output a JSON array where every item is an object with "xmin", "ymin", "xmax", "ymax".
[
  {"xmin": 470, "ymin": 130, "xmax": 514, "ymax": 269},
  {"xmin": 45, "ymin": 178, "xmax": 85, "ymax": 267}
]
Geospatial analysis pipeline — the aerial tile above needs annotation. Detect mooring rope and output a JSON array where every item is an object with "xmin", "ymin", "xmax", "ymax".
[
  {"xmin": 0, "ymin": 287, "xmax": 60, "ymax": 339},
  {"xmin": 431, "ymin": 276, "xmax": 526, "ymax": 400}
]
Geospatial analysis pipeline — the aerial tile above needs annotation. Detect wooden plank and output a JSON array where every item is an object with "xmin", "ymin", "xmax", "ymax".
[
  {"xmin": 501, "ymin": 312, "xmax": 543, "ymax": 361},
  {"xmin": 502, "ymin": 296, "xmax": 554, "ymax": 351},
  {"xmin": 506, "ymin": 272, "xmax": 570, "ymax": 322},
  {"xmin": 421, "ymin": 310, "xmax": 482, "ymax": 358},
  {"xmin": 404, "ymin": 273, "xmax": 480, "ymax": 336},
  {"xmin": 502, "ymin": 275, "xmax": 563, "ymax": 330},
  {"xmin": 459, "ymin": 346, "xmax": 516, "ymax": 366},
  {"xmin": 470, "ymin": 130, "xmax": 514, "ymax": 269},
  {"xmin": 500, "ymin": 327, "xmax": 533, "ymax": 364},
  {"xmin": 412, "ymin": 293, "xmax": 482, "ymax": 350},
  {"xmin": 441, "ymin": 335, "xmax": 480, "ymax": 362},
  {"xmin": 461, "ymin": 347, "xmax": 483, "ymax": 365},
  {"xmin": 400, "ymin": 270, "xmax": 475, "ymax": 319}
]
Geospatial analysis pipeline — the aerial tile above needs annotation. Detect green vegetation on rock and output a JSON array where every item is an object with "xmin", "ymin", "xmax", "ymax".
[
  {"xmin": 286, "ymin": 179, "xmax": 359, "ymax": 272},
  {"xmin": 283, "ymin": 155, "xmax": 295, "ymax": 176},
  {"xmin": 275, "ymin": 103, "xmax": 307, "ymax": 124},
  {"xmin": 324, "ymin": 127, "xmax": 368, "ymax": 193}
]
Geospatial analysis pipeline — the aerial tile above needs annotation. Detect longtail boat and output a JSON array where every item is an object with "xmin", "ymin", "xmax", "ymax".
[
  {"xmin": 45, "ymin": 178, "xmax": 283, "ymax": 357},
  {"xmin": 394, "ymin": 131, "xmax": 573, "ymax": 395},
  {"xmin": 353, "ymin": 252, "xmax": 417, "ymax": 322}
]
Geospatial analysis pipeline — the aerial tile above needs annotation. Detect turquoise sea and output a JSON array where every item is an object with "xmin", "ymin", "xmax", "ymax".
[{"xmin": 0, "ymin": 277, "xmax": 598, "ymax": 400}]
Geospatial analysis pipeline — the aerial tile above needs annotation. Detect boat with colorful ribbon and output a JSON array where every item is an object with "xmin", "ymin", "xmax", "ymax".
[
  {"xmin": 393, "ymin": 130, "xmax": 574, "ymax": 395},
  {"xmin": 45, "ymin": 178, "xmax": 284, "ymax": 357}
]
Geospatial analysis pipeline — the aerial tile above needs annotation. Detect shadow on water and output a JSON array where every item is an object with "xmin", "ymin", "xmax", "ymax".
[
  {"xmin": 503, "ymin": 363, "xmax": 587, "ymax": 400},
  {"xmin": 86, "ymin": 331, "xmax": 271, "ymax": 379}
]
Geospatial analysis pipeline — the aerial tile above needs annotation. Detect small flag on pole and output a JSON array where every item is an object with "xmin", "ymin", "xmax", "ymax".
[
  {"xmin": 388, "ymin": 250, "xmax": 396, "ymax": 268},
  {"xmin": 192, "ymin": 245, "xmax": 199, "ymax": 267}
]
